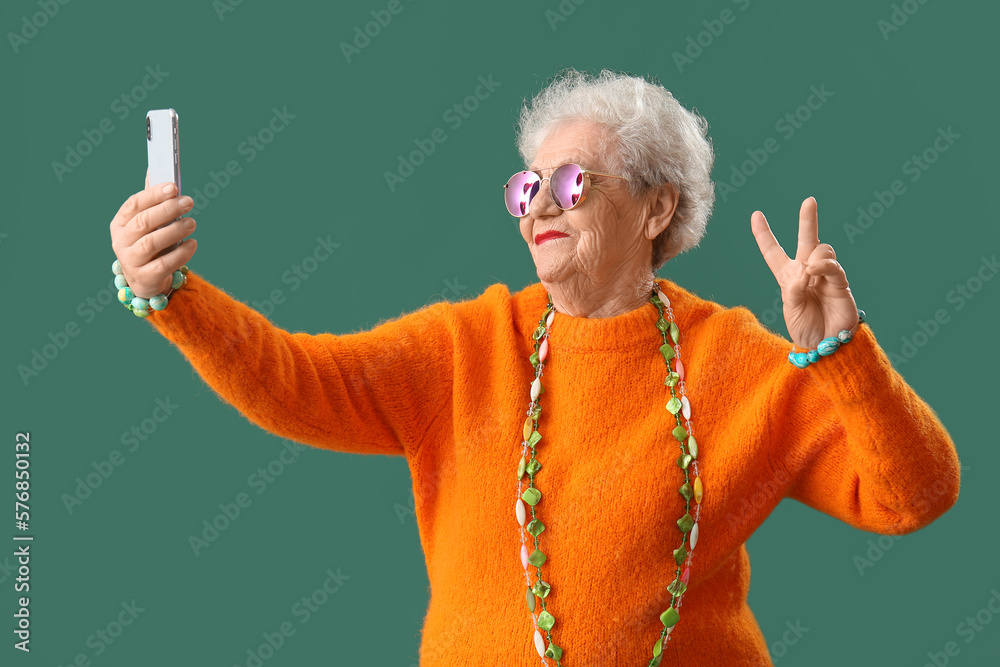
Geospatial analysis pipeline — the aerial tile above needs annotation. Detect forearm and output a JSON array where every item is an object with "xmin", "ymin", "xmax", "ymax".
[
  {"xmin": 146, "ymin": 272, "xmax": 452, "ymax": 456},
  {"xmin": 765, "ymin": 319, "xmax": 961, "ymax": 533}
]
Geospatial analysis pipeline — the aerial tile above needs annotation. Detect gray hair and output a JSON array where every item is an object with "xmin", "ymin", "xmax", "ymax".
[{"xmin": 515, "ymin": 68, "xmax": 716, "ymax": 270}]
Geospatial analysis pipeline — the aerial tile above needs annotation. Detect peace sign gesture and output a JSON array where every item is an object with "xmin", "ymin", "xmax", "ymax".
[{"xmin": 751, "ymin": 196, "xmax": 859, "ymax": 351}]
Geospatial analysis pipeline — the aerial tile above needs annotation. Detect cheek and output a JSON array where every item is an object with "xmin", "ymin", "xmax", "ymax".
[
  {"xmin": 575, "ymin": 234, "xmax": 612, "ymax": 269},
  {"xmin": 573, "ymin": 214, "xmax": 616, "ymax": 256},
  {"xmin": 518, "ymin": 219, "xmax": 532, "ymax": 244}
]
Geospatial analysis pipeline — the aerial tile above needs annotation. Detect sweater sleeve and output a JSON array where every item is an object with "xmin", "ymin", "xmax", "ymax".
[
  {"xmin": 727, "ymin": 308, "xmax": 961, "ymax": 536},
  {"xmin": 145, "ymin": 272, "xmax": 454, "ymax": 458}
]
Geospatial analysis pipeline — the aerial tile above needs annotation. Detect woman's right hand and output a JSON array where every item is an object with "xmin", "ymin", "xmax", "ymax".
[{"xmin": 109, "ymin": 170, "xmax": 198, "ymax": 298}]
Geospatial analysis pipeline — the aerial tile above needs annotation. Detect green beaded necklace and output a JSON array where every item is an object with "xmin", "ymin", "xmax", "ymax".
[{"xmin": 516, "ymin": 284, "xmax": 703, "ymax": 666}]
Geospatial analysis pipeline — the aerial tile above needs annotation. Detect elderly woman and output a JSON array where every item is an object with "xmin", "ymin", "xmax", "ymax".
[{"xmin": 109, "ymin": 69, "xmax": 960, "ymax": 666}]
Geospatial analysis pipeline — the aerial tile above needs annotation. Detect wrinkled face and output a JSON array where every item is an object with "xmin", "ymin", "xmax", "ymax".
[{"xmin": 518, "ymin": 121, "xmax": 651, "ymax": 285}]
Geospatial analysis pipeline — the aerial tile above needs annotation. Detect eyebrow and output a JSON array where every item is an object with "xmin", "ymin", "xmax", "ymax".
[{"xmin": 527, "ymin": 162, "xmax": 591, "ymax": 174}]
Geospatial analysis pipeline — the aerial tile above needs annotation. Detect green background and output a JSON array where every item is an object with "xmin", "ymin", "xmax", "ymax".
[{"xmin": 3, "ymin": 0, "xmax": 997, "ymax": 664}]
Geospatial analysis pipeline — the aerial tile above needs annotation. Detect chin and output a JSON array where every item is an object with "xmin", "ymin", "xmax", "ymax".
[{"xmin": 532, "ymin": 256, "xmax": 573, "ymax": 284}]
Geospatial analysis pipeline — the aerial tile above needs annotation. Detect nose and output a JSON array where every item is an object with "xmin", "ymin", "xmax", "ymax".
[{"xmin": 528, "ymin": 177, "xmax": 560, "ymax": 219}]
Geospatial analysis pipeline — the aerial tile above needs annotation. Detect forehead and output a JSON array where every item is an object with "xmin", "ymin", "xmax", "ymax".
[{"xmin": 528, "ymin": 121, "xmax": 610, "ymax": 172}]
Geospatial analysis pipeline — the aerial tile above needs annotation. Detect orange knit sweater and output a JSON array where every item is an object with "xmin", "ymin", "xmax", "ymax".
[{"xmin": 149, "ymin": 272, "xmax": 961, "ymax": 666}]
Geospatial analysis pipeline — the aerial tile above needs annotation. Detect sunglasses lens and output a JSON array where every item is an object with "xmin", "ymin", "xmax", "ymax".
[
  {"xmin": 550, "ymin": 163, "xmax": 586, "ymax": 209},
  {"xmin": 505, "ymin": 171, "xmax": 540, "ymax": 216}
]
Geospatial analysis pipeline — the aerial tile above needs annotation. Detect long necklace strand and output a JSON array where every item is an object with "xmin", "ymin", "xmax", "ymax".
[{"xmin": 515, "ymin": 285, "xmax": 704, "ymax": 666}]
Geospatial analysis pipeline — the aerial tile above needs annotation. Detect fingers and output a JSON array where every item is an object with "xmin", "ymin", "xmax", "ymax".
[
  {"xmin": 144, "ymin": 238, "xmax": 198, "ymax": 284},
  {"xmin": 794, "ymin": 196, "xmax": 819, "ymax": 263},
  {"xmin": 805, "ymin": 257, "xmax": 849, "ymax": 287},
  {"xmin": 808, "ymin": 242, "xmax": 836, "ymax": 263},
  {"xmin": 129, "ymin": 217, "xmax": 197, "ymax": 266},
  {"xmin": 115, "ymin": 193, "xmax": 193, "ymax": 249},
  {"xmin": 110, "ymin": 182, "xmax": 178, "ymax": 234},
  {"xmin": 806, "ymin": 243, "xmax": 840, "ymax": 287},
  {"xmin": 122, "ymin": 235, "xmax": 198, "ymax": 298},
  {"xmin": 109, "ymin": 176, "xmax": 196, "ymax": 299},
  {"xmin": 782, "ymin": 259, "xmax": 811, "ymax": 303},
  {"xmin": 750, "ymin": 210, "xmax": 789, "ymax": 280}
]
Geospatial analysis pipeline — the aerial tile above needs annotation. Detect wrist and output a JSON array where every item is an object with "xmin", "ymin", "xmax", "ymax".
[
  {"xmin": 788, "ymin": 309, "xmax": 866, "ymax": 368},
  {"xmin": 113, "ymin": 260, "xmax": 189, "ymax": 318}
]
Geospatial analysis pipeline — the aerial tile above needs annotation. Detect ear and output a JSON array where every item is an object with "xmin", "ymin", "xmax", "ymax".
[{"xmin": 643, "ymin": 182, "xmax": 679, "ymax": 241}]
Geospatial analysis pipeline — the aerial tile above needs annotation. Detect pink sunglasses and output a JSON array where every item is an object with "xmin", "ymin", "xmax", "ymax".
[{"xmin": 503, "ymin": 163, "xmax": 626, "ymax": 217}]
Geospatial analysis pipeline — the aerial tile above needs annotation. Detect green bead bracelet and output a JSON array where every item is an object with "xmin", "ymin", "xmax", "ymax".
[{"xmin": 112, "ymin": 259, "xmax": 188, "ymax": 318}]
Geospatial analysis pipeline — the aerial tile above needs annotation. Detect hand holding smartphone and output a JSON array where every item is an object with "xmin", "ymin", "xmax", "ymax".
[
  {"xmin": 108, "ymin": 107, "xmax": 196, "ymax": 299},
  {"xmin": 146, "ymin": 109, "xmax": 183, "ymax": 255}
]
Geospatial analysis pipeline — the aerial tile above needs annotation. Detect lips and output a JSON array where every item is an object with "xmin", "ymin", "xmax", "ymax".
[{"xmin": 534, "ymin": 230, "xmax": 569, "ymax": 244}]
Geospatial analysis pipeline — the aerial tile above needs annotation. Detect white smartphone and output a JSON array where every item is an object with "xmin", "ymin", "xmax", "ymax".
[{"xmin": 146, "ymin": 108, "xmax": 182, "ymax": 254}]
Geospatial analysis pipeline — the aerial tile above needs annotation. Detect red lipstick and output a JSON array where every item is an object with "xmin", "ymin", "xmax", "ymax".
[{"xmin": 534, "ymin": 231, "xmax": 569, "ymax": 244}]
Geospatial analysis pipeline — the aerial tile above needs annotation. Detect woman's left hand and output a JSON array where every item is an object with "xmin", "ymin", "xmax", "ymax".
[{"xmin": 751, "ymin": 196, "xmax": 859, "ymax": 350}]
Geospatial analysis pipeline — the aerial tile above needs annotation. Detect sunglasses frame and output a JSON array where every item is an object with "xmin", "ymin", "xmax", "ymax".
[{"xmin": 502, "ymin": 163, "xmax": 626, "ymax": 217}]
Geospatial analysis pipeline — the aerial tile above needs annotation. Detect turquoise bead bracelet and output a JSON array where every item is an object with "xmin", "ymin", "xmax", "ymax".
[
  {"xmin": 787, "ymin": 309, "xmax": 866, "ymax": 368},
  {"xmin": 112, "ymin": 259, "xmax": 188, "ymax": 318}
]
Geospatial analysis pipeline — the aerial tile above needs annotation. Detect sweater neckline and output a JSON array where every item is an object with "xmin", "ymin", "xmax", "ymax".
[{"xmin": 516, "ymin": 278, "xmax": 687, "ymax": 352}]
